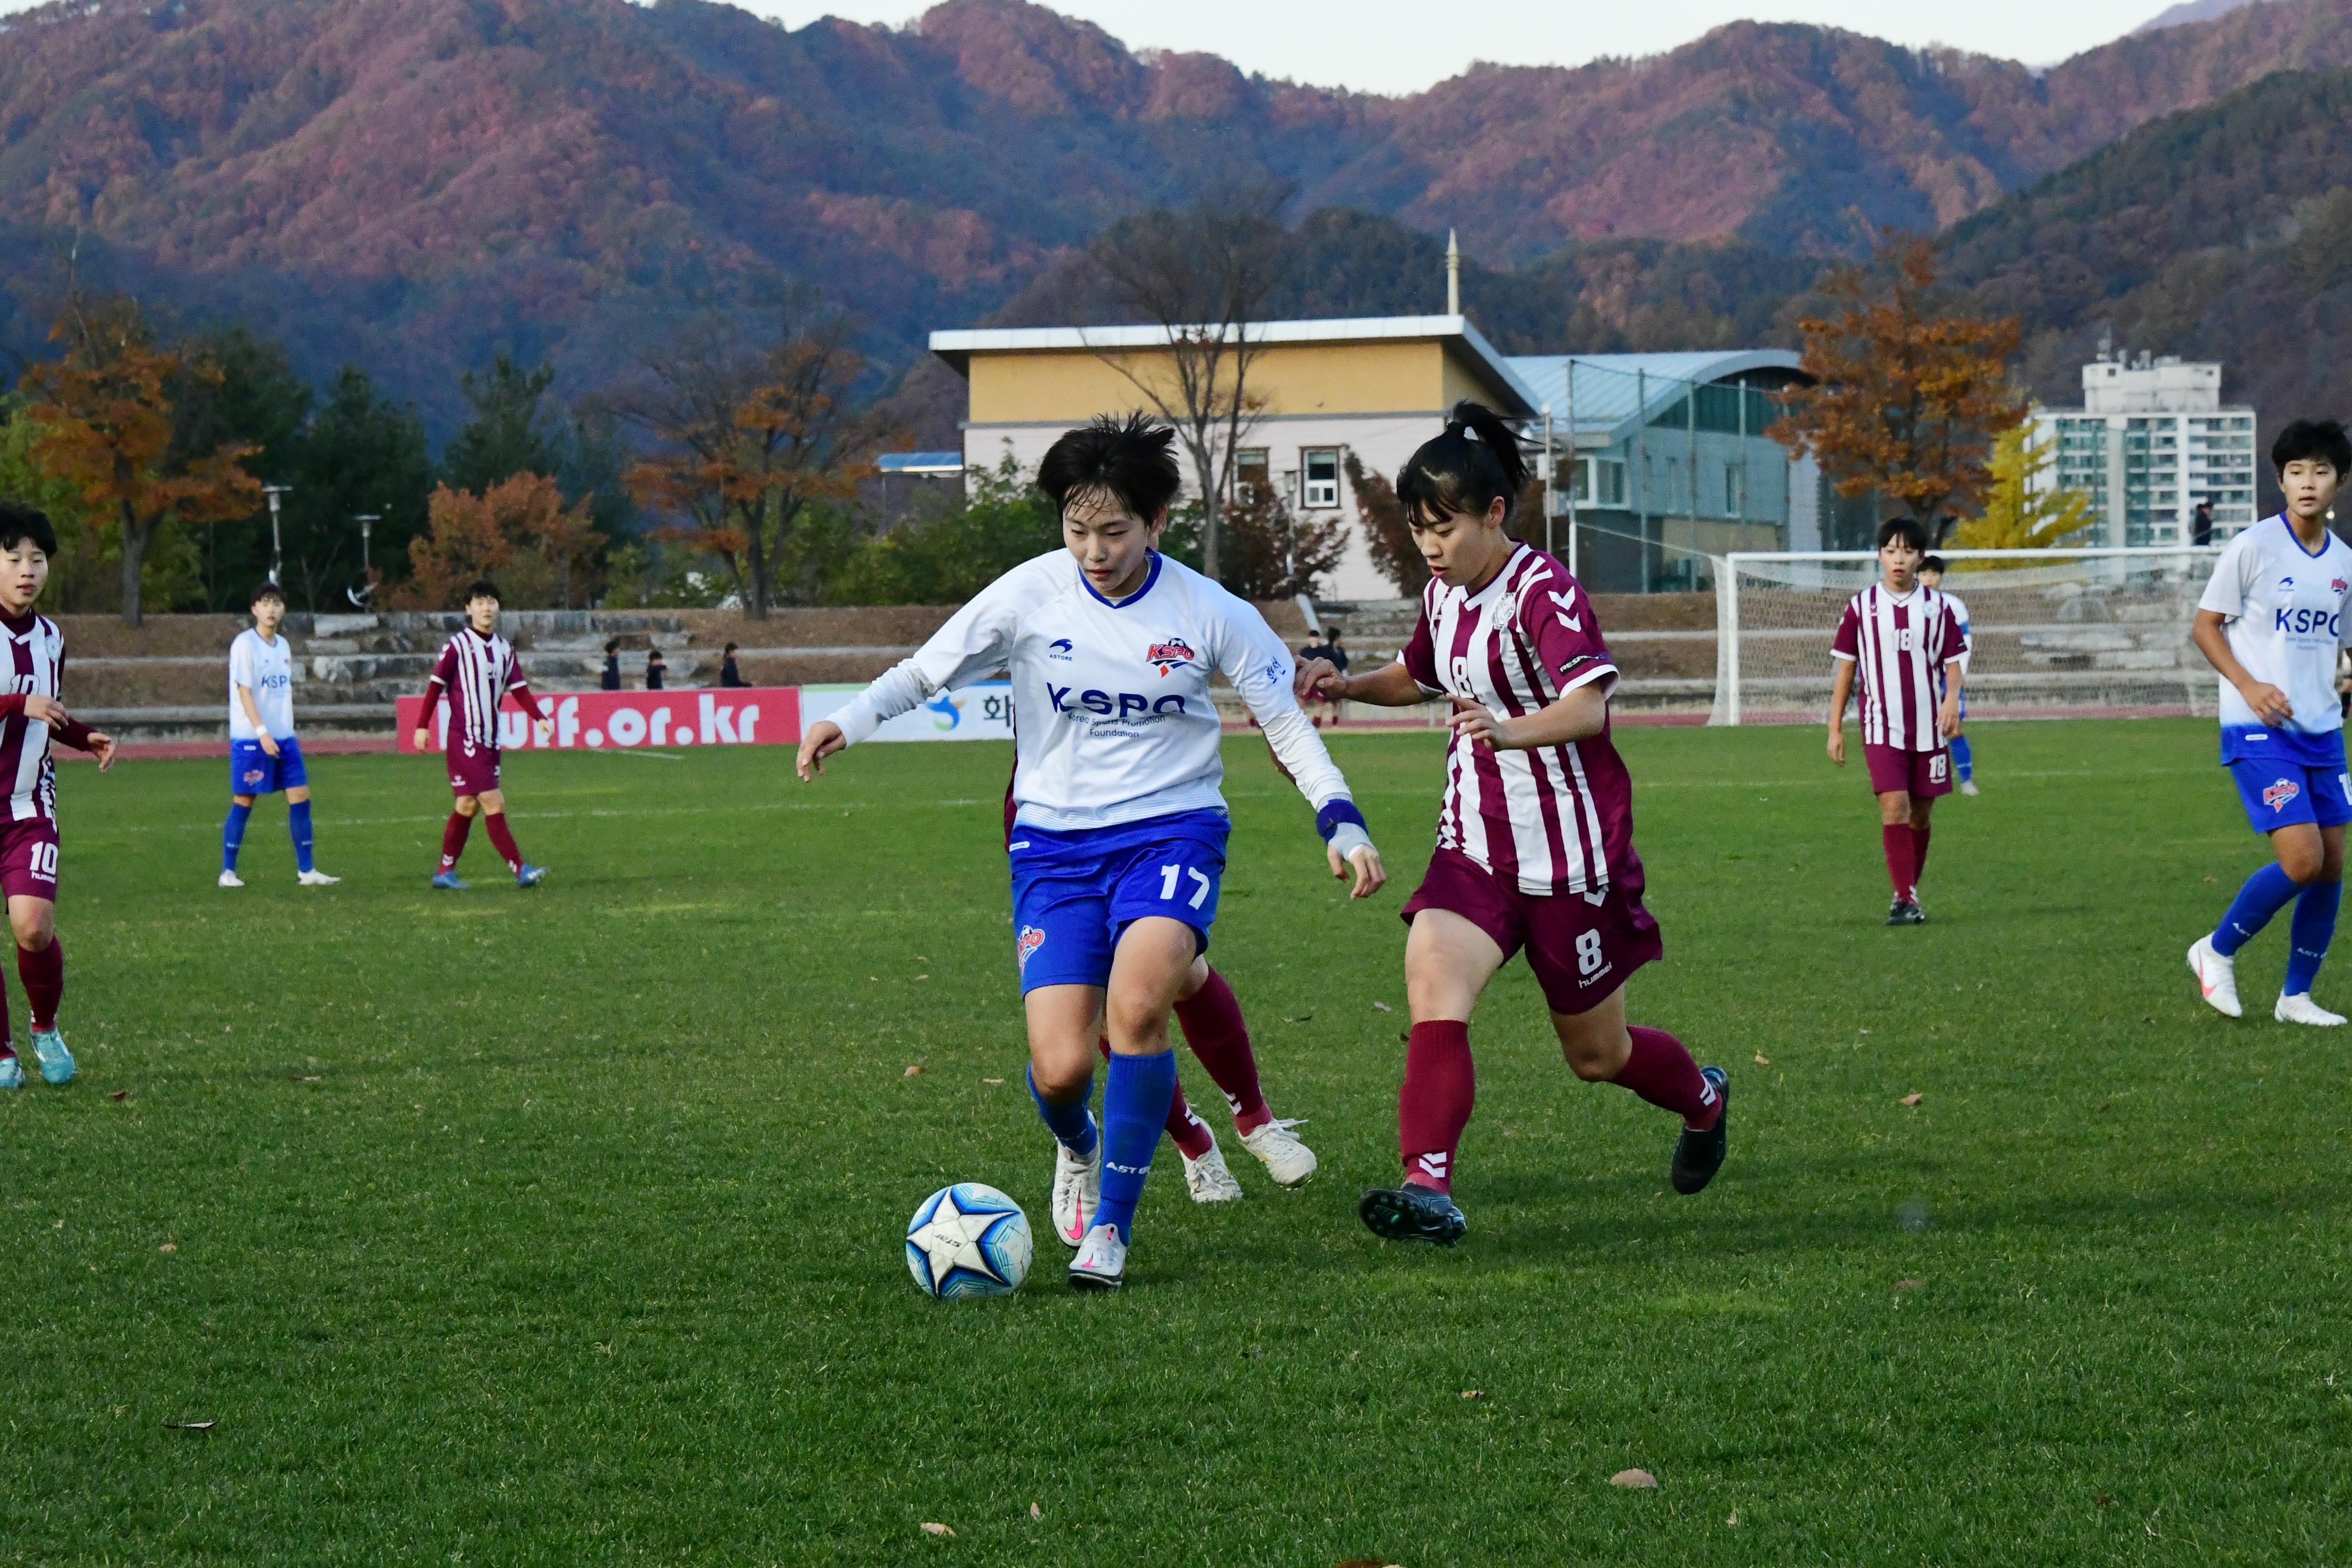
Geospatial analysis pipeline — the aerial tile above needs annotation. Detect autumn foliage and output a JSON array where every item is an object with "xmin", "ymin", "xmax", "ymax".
[
  {"xmin": 1947, "ymin": 426, "xmax": 2096, "ymax": 553},
  {"xmin": 397, "ymin": 474, "xmax": 604, "ymax": 610},
  {"xmin": 22, "ymin": 296, "xmax": 262, "ymax": 626},
  {"xmin": 1768, "ymin": 239, "xmax": 2028, "ymax": 539}
]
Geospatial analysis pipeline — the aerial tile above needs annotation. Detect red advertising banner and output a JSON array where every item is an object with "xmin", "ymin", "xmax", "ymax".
[{"xmin": 395, "ymin": 687, "xmax": 802, "ymax": 753}]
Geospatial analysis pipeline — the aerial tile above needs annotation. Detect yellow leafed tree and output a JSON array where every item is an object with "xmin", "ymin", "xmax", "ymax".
[{"xmin": 1947, "ymin": 425, "xmax": 2094, "ymax": 553}]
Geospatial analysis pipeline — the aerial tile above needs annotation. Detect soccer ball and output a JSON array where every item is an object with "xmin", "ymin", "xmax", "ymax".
[{"xmin": 904, "ymin": 1183, "xmax": 1033, "ymax": 1300}]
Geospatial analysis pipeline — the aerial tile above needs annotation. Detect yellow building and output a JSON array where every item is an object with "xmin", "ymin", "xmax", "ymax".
[{"xmin": 931, "ymin": 315, "xmax": 1540, "ymax": 600}]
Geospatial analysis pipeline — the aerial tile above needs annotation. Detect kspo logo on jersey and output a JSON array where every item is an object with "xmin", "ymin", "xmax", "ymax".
[
  {"xmin": 1016, "ymin": 926, "xmax": 1046, "ymax": 970},
  {"xmin": 1048, "ymin": 684, "xmax": 1189, "ymax": 720},
  {"xmin": 2274, "ymin": 607, "xmax": 2343, "ymax": 635},
  {"xmin": 2265, "ymin": 777, "xmax": 2302, "ymax": 812},
  {"xmin": 1145, "ymin": 638, "xmax": 1198, "ymax": 676}
]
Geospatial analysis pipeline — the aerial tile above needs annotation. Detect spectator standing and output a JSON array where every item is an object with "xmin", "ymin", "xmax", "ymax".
[
  {"xmin": 2194, "ymin": 500, "xmax": 2215, "ymax": 547},
  {"xmin": 720, "ymin": 642, "xmax": 747, "ymax": 689},
  {"xmin": 600, "ymin": 637, "xmax": 622, "ymax": 691},
  {"xmin": 645, "ymin": 646, "xmax": 666, "ymax": 691}
]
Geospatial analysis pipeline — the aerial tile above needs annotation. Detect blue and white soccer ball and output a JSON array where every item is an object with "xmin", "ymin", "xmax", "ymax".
[{"xmin": 904, "ymin": 1183, "xmax": 1033, "ymax": 1300}]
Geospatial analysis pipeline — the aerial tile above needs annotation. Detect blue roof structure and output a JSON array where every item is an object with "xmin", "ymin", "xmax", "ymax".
[{"xmin": 1504, "ymin": 350, "xmax": 1806, "ymax": 440}]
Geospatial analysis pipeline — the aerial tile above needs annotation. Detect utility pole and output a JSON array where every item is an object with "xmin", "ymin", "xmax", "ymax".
[
  {"xmin": 1635, "ymin": 369, "xmax": 1650, "ymax": 593},
  {"xmin": 1446, "ymin": 230, "xmax": 1460, "ymax": 318},
  {"xmin": 261, "ymin": 485, "xmax": 291, "ymax": 586},
  {"xmin": 1541, "ymin": 405, "xmax": 1554, "ymax": 557},
  {"xmin": 1563, "ymin": 372, "xmax": 1581, "ymax": 580},
  {"xmin": 350, "ymin": 513, "xmax": 381, "ymax": 608}
]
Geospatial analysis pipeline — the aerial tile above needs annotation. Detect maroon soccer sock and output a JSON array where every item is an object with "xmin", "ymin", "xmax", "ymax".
[
  {"xmin": 484, "ymin": 813, "xmax": 524, "ymax": 875},
  {"xmin": 1398, "ymin": 1020, "xmax": 1475, "ymax": 1193},
  {"xmin": 1174, "ymin": 967, "xmax": 1272, "ymax": 1133},
  {"xmin": 1097, "ymin": 1035, "xmax": 1217, "ymax": 1158},
  {"xmin": 1612, "ymin": 1024, "xmax": 1719, "ymax": 1130},
  {"xmin": 1881, "ymin": 823, "xmax": 1916, "ymax": 898},
  {"xmin": 1911, "ymin": 824, "xmax": 1932, "ymax": 883},
  {"xmin": 439, "ymin": 811, "xmax": 472, "ymax": 873},
  {"xmin": 17, "ymin": 939, "xmax": 60, "ymax": 1033}
]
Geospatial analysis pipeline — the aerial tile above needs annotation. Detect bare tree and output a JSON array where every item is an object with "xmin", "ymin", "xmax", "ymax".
[
  {"xmin": 599, "ymin": 301, "xmax": 874, "ymax": 618},
  {"xmin": 1088, "ymin": 189, "xmax": 1290, "ymax": 581}
]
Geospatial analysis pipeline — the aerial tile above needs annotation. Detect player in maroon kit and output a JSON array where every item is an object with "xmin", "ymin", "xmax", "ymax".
[
  {"xmin": 1301, "ymin": 402, "xmax": 1726, "ymax": 1244},
  {"xmin": 0, "ymin": 502, "xmax": 115, "ymax": 1090},
  {"xmin": 413, "ymin": 581, "xmax": 553, "ymax": 889},
  {"xmin": 1826, "ymin": 519, "xmax": 1967, "ymax": 925}
]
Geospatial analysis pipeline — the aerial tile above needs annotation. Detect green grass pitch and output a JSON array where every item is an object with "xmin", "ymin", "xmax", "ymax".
[{"xmin": 3, "ymin": 719, "xmax": 2349, "ymax": 1565}]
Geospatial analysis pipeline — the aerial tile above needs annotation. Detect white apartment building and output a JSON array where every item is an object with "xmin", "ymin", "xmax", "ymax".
[{"xmin": 2031, "ymin": 351, "xmax": 2259, "ymax": 547}]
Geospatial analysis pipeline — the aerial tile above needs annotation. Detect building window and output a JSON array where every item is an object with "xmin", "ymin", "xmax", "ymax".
[
  {"xmin": 1726, "ymin": 463, "xmax": 1744, "ymax": 516},
  {"xmin": 1564, "ymin": 457, "xmax": 1627, "ymax": 506},
  {"xmin": 1301, "ymin": 449, "xmax": 1340, "ymax": 509},
  {"xmin": 1234, "ymin": 448, "xmax": 1269, "ymax": 501}
]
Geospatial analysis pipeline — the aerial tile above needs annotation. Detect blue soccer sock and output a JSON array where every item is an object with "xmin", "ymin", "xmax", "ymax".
[
  {"xmin": 2214, "ymin": 863, "xmax": 2305, "ymax": 957},
  {"xmin": 221, "ymin": 803, "xmax": 251, "ymax": 872},
  {"xmin": 287, "ymin": 800, "xmax": 315, "ymax": 874},
  {"xmin": 1027, "ymin": 1065, "xmax": 1097, "ymax": 1157},
  {"xmin": 2285, "ymin": 879, "xmax": 2341, "ymax": 996},
  {"xmin": 1950, "ymin": 733, "xmax": 1973, "ymax": 782},
  {"xmin": 1097, "ymin": 1048, "xmax": 1176, "ymax": 1243}
]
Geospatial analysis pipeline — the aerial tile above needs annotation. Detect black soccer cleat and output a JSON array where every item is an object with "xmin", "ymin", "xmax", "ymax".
[
  {"xmin": 1671, "ymin": 1067, "xmax": 1730, "ymax": 1195},
  {"xmin": 1886, "ymin": 897, "xmax": 1926, "ymax": 926},
  {"xmin": 1359, "ymin": 1184, "xmax": 1468, "ymax": 1246}
]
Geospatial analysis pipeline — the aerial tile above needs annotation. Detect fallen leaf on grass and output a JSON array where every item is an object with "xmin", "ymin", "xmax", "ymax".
[
  {"xmin": 904, "ymin": 1065, "xmax": 927, "ymax": 1077},
  {"xmin": 1900, "ymin": 1093, "xmax": 1924, "ymax": 1107},
  {"xmin": 921, "ymin": 1522, "xmax": 955, "ymax": 1537},
  {"xmin": 1029, "ymin": 1502, "xmax": 1043, "ymax": 1522},
  {"xmin": 164, "ymin": 1419, "xmax": 215, "ymax": 1431},
  {"xmin": 2096, "ymin": 1494, "xmax": 2113, "ymax": 1510},
  {"xmin": 2096, "ymin": 1101, "xmax": 2111, "ymax": 1113},
  {"xmin": 1398, "ymin": 1032, "xmax": 1410, "ymax": 1043},
  {"xmin": 1726, "ymin": 1510, "xmax": 1739, "ymax": 1526},
  {"xmin": 294, "ymin": 1075, "xmax": 322, "ymax": 1083},
  {"xmin": 1372, "ymin": 1001, "xmax": 1392, "ymax": 1013},
  {"xmin": 982, "ymin": 1078, "xmax": 1005, "ymax": 1086},
  {"xmin": 1282, "ymin": 1014, "xmax": 1313, "ymax": 1023},
  {"xmin": 1893, "ymin": 1278, "xmax": 1923, "ymax": 1292},
  {"xmin": 158, "ymin": 1241, "xmax": 177, "ymax": 1254},
  {"xmin": 1753, "ymin": 1052, "xmax": 1771, "ymax": 1066},
  {"xmin": 915, "ymin": 955, "xmax": 931, "ymax": 963},
  {"xmin": 1610, "ymin": 1468, "xmax": 1658, "ymax": 1489},
  {"xmin": 108, "ymin": 1090, "xmax": 127, "ymax": 1101},
  {"xmin": 1459, "ymin": 1389, "xmax": 1483, "ymax": 1399},
  {"xmin": 914, "ymin": 975, "xmax": 930, "ymax": 982}
]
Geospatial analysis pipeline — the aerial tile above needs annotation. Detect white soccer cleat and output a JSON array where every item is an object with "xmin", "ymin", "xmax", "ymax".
[
  {"xmin": 297, "ymin": 869, "xmax": 341, "ymax": 886},
  {"xmin": 1050, "ymin": 1136, "xmax": 1102, "ymax": 1248},
  {"xmin": 1958, "ymin": 779, "xmax": 1981, "ymax": 796},
  {"xmin": 1180, "ymin": 1141, "xmax": 1245, "ymax": 1203},
  {"xmin": 1067, "ymin": 1222, "xmax": 1127, "ymax": 1290},
  {"xmin": 217, "ymin": 870, "xmax": 244, "ymax": 888},
  {"xmin": 1239, "ymin": 1117, "xmax": 1318, "ymax": 1187},
  {"xmin": 2187, "ymin": 935, "xmax": 2242, "ymax": 1018},
  {"xmin": 2275, "ymin": 992, "xmax": 2347, "ymax": 1026}
]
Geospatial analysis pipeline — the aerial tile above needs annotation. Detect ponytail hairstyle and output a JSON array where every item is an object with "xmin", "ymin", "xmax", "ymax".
[
  {"xmin": 1037, "ymin": 411, "xmax": 1183, "ymax": 524},
  {"xmin": 1396, "ymin": 400, "xmax": 1530, "ymax": 528}
]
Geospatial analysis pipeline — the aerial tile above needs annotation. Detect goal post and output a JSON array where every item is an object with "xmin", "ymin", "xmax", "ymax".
[{"xmin": 1708, "ymin": 546, "xmax": 2226, "ymax": 727}]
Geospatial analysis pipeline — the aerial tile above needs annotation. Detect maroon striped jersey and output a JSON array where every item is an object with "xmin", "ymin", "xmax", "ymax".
[
  {"xmin": 1400, "ymin": 544, "xmax": 1639, "ymax": 898},
  {"xmin": 0, "ymin": 612, "xmax": 97, "ymax": 824},
  {"xmin": 1831, "ymin": 584, "xmax": 1968, "ymax": 751},
  {"xmin": 419, "ymin": 628, "xmax": 543, "ymax": 750}
]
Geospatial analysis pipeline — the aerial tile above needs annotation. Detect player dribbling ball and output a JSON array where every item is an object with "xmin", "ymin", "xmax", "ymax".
[
  {"xmin": 1300, "ymin": 401, "xmax": 1727, "ymax": 1246},
  {"xmin": 0, "ymin": 501, "xmax": 115, "ymax": 1091}
]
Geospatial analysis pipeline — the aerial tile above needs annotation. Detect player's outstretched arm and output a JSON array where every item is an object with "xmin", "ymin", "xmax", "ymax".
[
  {"xmin": 1304, "ymin": 658, "xmax": 1429, "ymax": 709},
  {"xmin": 795, "ymin": 720, "xmax": 846, "ymax": 781}
]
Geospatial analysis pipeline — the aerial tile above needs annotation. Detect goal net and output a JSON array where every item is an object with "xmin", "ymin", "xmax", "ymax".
[{"xmin": 1709, "ymin": 547, "xmax": 2225, "ymax": 727}]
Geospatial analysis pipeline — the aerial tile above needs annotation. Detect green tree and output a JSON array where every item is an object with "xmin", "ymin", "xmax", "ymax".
[
  {"xmin": 440, "ymin": 355, "xmax": 560, "ymax": 495},
  {"xmin": 283, "ymin": 368, "xmax": 434, "ymax": 610},
  {"xmin": 819, "ymin": 452, "xmax": 1056, "ymax": 606}
]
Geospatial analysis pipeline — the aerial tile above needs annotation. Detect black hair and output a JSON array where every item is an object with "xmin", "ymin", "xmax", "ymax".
[
  {"xmin": 1877, "ymin": 517, "xmax": 1928, "ymax": 550},
  {"xmin": 0, "ymin": 501, "xmax": 58, "ymax": 558},
  {"xmin": 604, "ymin": 637, "xmax": 620, "ymax": 653},
  {"xmin": 250, "ymin": 582, "xmax": 286, "ymax": 607},
  {"xmin": 1397, "ymin": 401, "xmax": 1530, "ymax": 528},
  {"xmin": 2272, "ymin": 419, "xmax": 2352, "ymax": 477},
  {"xmin": 464, "ymin": 579, "xmax": 501, "ymax": 604},
  {"xmin": 724, "ymin": 641, "xmax": 739, "ymax": 654},
  {"xmin": 1036, "ymin": 412, "xmax": 1182, "ymax": 524},
  {"xmin": 1919, "ymin": 555, "xmax": 1946, "ymax": 574}
]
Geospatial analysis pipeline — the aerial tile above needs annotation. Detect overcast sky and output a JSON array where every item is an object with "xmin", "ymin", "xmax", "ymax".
[{"xmin": 757, "ymin": 1, "xmax": 2196, "ymax": 95}]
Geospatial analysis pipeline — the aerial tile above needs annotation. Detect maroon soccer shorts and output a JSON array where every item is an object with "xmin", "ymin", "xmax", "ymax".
[
  {"xmin": 0, "ymin": 817, "xmax": 61, "ymax": 901},
  {"xmin": 446, "ymin": 740, "xmax": 503, "ymax": 798},
  {"xmin": 1400, "ymin": 847, "xmax": 1663, "ymax": 1016},
  {"xmin": 1863, "ymin": 742, "xmax": 1952, "ymax": 800}
]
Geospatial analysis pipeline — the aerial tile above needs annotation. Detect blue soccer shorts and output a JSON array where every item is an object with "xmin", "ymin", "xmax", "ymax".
[
  {"xmin": 2228, "ymin": 756, "xmax": 2352, "ymax": 834},
  {"xmin": 230, "ymin": 735, "xmax": 308, "ymax": 796},
  {"xmin": 1007, "ymin": 808, "xmax": 1229, "ymax": 993}
]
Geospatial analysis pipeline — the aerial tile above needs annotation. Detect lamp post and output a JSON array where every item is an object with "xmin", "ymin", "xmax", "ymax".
[
  {"xmin": 349, "ymin": 513, "xmax": 381, "ymax": 607},
  {"xmin": 261, "ymin": 485, "xmax": 291, "ymax": 586}
]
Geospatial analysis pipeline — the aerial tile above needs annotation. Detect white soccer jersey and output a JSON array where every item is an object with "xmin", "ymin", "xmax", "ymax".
[
  {"xmin": 2199, "ymin": 514, "xmax": 2352, "ymax": 746},
  {"xmin": 228, "ymin": 628, "xmax": 296, "ymax": 740},
  {"xmin": 833, "ymin": 550, "xmax": 1355, "ymax": 831}
]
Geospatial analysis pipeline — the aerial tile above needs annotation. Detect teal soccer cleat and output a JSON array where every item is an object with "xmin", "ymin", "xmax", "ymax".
[
  {"xmin": 0, "ymin": 1054, "xmax": 20, "ymax": 1090},
  {"xmin": 515, "ymin": 864, "xmax": 548, "ymax": 887},
  {"xmin": 32, "ymin": 1029, "xmax": 72, "ymax": 1085},
  {"xmin": 431, "ymin": 871, "xmax": 469, "ymax": 891}
]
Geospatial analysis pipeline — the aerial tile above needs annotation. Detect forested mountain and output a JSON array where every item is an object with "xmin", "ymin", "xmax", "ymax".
[{"xmin": 5, "ymin": 0, "xmax": 2352, "ymax": 436}]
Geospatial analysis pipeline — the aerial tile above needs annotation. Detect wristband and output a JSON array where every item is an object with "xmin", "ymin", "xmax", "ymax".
[
  {"xmin": 1327, "ymin": 822, "xmax": 1373, "ymax": 861},
  {"xmin": 1314, "ymin": 798, "xmax": 1367, "ymax": 843}
]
